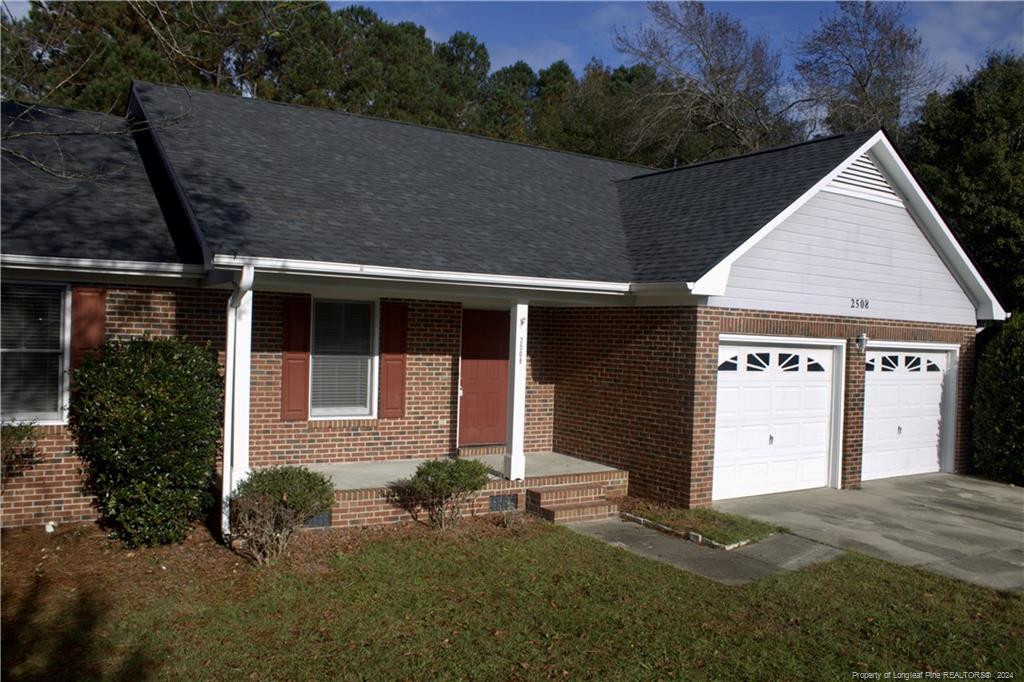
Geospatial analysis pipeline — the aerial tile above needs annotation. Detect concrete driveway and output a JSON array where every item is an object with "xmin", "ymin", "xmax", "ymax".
[{"xmin": 716, "ymin": 474, "xmax": 1024, "ymax": 592}]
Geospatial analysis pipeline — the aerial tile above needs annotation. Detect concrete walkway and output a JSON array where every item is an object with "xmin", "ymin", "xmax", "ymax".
[
  {"xmin": 569, "ymin": 518, "xmax": 841, "ymax": 585},
  {"xmin": 716, "ymin": 474, "xmax": 1024, "ymax": 592}
]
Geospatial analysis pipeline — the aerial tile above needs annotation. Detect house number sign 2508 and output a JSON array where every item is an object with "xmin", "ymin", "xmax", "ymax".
[{"xmin": 850, "ymin": 298, "xmax": 870, "ymax": 309}]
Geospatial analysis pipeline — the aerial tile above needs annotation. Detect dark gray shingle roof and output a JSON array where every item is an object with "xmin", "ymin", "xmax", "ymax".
[
  {"xmin": 1, "ymin": 102, "xmax": 198, "ymax": 264},
  {"xmin": 133, "ymin": 82, "xmax": 643, "ymax": 282},
  {"xmin": 618, "ymin": 130, "xmax": 876, "ymax": 283}
]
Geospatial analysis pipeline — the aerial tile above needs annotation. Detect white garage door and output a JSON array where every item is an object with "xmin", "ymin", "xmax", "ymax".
[
  {"xmin": 713, "ymin": 345, "xmax": 834, "ymax": 500},
  {"xmin": 862, "ymin": 351, "xmax": 947, "ymax": 481}
]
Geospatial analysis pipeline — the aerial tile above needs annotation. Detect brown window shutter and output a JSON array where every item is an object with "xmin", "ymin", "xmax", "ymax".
[
  {"xmin": 379, "ymin": 301, "xmax": 408, "ymax": 419},
  {"xmin": 70, "ymin": 287, "xmax": 106, "ymax": 368},
  {"xmin": 280, "ymin": 295, "xmax": 311, "ymax": 421}
]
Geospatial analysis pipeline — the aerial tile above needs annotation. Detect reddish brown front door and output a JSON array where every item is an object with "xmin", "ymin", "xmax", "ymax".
[{"xmin": 459, "ymin": 309, "xmax": 510, "ymax": 445}]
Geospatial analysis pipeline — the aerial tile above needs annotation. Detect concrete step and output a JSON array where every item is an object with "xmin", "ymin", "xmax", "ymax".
[
  {"xmin": 538, "ymin": 500, "xmax": 619, "ymax": 524},
  {"xmin": 526, "ymin": 482, "xmax": 608, "ymax": 508}
]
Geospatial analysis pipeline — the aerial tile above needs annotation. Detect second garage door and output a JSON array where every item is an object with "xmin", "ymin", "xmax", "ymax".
[
  {"xmin": 712, "ymin": 345, "xmax": 834, "ymax": 500},
  {"xmin": 862, "ymin": 351, "xmax": 947, "ymax": 481}
]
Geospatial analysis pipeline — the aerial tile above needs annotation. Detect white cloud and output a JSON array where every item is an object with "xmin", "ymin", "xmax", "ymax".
[{"xmin": 912, "ymin": 1, "xmax": 1024, "ymax": 84}]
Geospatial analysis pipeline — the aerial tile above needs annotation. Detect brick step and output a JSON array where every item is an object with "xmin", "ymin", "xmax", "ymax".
[
  {"xmin": 537, "ymin": 500, "xmax": 619, "ymax": 524},
  {"xmin": 526, "ymin": 482, "xmax": 608, "ymax": 508}
]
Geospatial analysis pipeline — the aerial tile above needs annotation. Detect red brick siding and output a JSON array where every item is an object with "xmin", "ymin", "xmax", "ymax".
[
  {"xmin": 247, "ymin": 295, "xmax": 462, "ymax": 466},
  {"xmin": 535, "ymin": 305, "xmax": 977, "ymax": 510},
  {"xmin": 1, "ymin": 285, "xmax": 228, "ymax": 528},
  {"xmin": 525, "ymin": 307, "xmax": 557, "ymax": 452},
  {"xmin": 546, "ymin": 307, "xmax": 698, "ymax": 505},
  {"xmin": 330, "ymin": 471, "xmax": 627, "ymax": 528}
]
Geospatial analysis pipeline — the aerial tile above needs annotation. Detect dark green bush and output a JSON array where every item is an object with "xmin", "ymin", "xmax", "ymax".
[
  {"xmin": 401, "ymin": 458, "xmax": 491, "ymax": 529},
  {"xmin": 69, "ymin": 337, "xmax": 222, "ymax": 546},
  {"xmin": 230, "ymin": 466, "xmax": 335, "ymax": 564},
  {"xmin": 973, "ymin": 315, "xmax": 1024, "ymax": 485}
]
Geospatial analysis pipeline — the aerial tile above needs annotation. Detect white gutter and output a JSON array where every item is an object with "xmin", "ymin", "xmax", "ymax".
[
  {"xmin": 211, "ymin": 254, "xmax": 631, "ymax": 295},
  {"xmin": 1, "ymin": 254, "xmax": 205, "ymax": 277},
  {"xmin": 220, "ymin": 265, "xmax": 255, "ymax": 539}
]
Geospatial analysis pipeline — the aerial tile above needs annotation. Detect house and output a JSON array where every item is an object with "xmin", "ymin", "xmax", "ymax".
[{"xmin": 0, "ymin": 82, "xmax": 1005, "ymax": 531}]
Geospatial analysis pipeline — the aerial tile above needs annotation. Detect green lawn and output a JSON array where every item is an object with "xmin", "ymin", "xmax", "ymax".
[
  {"xmin": 3, "ymin": 519, "xmax": 1022, "ymax": 680},
  {"xmin": 621, "ymin": 498, "xmax": 784, "ymax": 546}
]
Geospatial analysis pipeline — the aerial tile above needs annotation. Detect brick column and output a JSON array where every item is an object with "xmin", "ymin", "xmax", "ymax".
[
  {"xmin": 840, "ymin": 342, "xmax": 865, "ymax": 489},
  {"xmin": 683, "ymin": 307, "xmax": 720, "ymax": 508}
]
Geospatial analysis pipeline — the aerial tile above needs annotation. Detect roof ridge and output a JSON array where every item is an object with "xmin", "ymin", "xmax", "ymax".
[
  {"xmin": 620, "ymin": 130, "xmax": 878, "ymax": 182},
  {"xmin": 132, "ymin": 80, "xmax": 657, "ymax": 172}
]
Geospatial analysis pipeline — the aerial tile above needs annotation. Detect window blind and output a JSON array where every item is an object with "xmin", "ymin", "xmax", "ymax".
[
  {"xmin": 310, "ymin": 300, "xmax": 373, "ymax": 416},
  {"xmin": 1, "ymin": 284, "xmax": 64, "ymax": 419}
]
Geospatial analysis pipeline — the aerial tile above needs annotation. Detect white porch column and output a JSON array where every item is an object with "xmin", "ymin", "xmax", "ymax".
[
  {"xmin": 220, "ymin": 265, "xmax": 254, "ymax": 537},
  {"xmin": 504, "ymin": 301, "xmax": 528, "ymax": 480}
]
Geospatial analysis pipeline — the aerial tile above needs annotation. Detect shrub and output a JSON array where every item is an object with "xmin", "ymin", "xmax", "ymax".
[
  {"xmin": 1, "ymin": 420, "xmax": 39, "ymax": 476},
  {"xmin": 973, "ymin": 315, "xmax": 1024, "ymax": 485},
  {"xmin": 69, "ymin": 337, "xmax": 222, "ymax": 546},
  {"xmin": 230, "ymin": 466, "xmax": 335, "ymax": 564},
  {"xmin": 401, "ymin": 458, "xmax": 491, "ymax": 530}
]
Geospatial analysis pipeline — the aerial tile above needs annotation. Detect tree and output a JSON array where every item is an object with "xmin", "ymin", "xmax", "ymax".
[
  {"xmin": 435, "ymin": 31, "xmax": 490, "ymax": 131},
  {"xmin": 795, "ymin": 1, "xmax": 943, "ymax": 138},
  {"xmin": 614, "ymin": 1, "xmax": 803, "ymax": 163},
  {"xmin": 482, "ymin": 60, "xmax": 537, "ymax": 143},
  {"xmin": 904, "ymin": 53, "xmax": 1024, "ymax": 312}
]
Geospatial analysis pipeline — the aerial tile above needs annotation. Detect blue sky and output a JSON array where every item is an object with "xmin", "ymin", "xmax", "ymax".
[
  {"xmin": 334, "ymin": 1, "xmax": 1023, "ymax": 87},
  {"xmin": 4, "ymin": 1, "xmax": 1021, "ymax": 87}
]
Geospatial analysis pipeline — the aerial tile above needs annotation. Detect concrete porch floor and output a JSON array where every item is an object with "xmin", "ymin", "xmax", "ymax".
[{"xmin": 306, "ymin": 451, "xmax": 618, "ymax": 491}]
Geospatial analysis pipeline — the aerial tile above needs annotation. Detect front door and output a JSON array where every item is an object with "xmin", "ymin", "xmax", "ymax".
[{"xmin": 459, "ymin": 309, "xmax": 509, "ymax": 445}]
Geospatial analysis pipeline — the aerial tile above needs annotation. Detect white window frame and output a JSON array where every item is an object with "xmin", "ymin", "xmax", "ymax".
[
  {"xmin": 718, "ymin": 333, "xmax": 848, "ymax": 490},
  {"xmin": 1, "ymin": 282, "xmax": 71, "ymax": 425},
  {"xmin": 308, "ymin": 297, "xmax": 379, "ymax": 420}
]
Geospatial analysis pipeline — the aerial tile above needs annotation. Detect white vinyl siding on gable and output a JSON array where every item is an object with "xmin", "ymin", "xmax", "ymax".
[{"xmin": 708, "ymin": 190, "xmax": 977, "ymax": 325}]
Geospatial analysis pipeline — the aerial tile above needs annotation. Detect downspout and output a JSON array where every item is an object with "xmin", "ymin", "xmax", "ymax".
[{"xmin": 220, "ymin": 265, "xmax": 254, "ymax": 539}]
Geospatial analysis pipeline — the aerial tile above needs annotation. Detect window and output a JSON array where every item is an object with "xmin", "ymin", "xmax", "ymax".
[
  {"xmin": 718, "ymin": 355, "xmax": 738, "ymax": 371},
  {"xmin": 746, "ymin": 352, "xmax": 770, "ymax": 372},
  {"xmin": 310, "ymin": 300, "xmax": 375, "ymax": 417},
  {"xmin": 881, "ymin": 355, "xmax": 899, "ymax": 372},
  {"xmin": 1, "ymin": 284, "xmax": 67, "ymax": 421},
  {"xmin": 807, "ymin": 358, "xmax": 826, "ymax": 372},
  {"xmin": 778, "ymin": 353, "xmax": 800, "ymax": 372},
  {"xmin": 904, "ymin": 355, "xmax": 921, "ymax": 372}
]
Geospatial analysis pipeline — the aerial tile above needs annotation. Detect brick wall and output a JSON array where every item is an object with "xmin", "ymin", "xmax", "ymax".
[
  {"xmin": 1, "ymin": 285, "xmax": 228, "ymax": 528},
  {"xmin": 547, "ymin": 307, "xmax": 698, "ymax": 504},
  {"xmin": 537, "ymin": 305, "xmax": 977, "ymax": 510},
  {"xmin": 248, "ymin": 295, "xmax": 463, "ymax": 466}
]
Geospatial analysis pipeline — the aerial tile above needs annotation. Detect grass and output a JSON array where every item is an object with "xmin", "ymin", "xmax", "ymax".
[
  {"xmin": 3, "ymin": 518, "xmax": 1022, "ymax": 680},
  {"xmin": 620, "ymin": 497, "xmax": 784, "ymax": 546}
]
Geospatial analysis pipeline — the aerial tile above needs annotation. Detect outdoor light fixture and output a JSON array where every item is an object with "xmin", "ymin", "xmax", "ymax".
[{"xmin": 856, "ymin": 333, "xmax": 869, "ymax": 352}]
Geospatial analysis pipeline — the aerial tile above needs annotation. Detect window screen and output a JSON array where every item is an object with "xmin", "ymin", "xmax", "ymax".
[
  {"xmin": 310, "ymin": 300, "xmax": 374, "ymax": 417},
  {"xmin": 1, "ymin": 284, "xmax": 65, "ymax": 420}
]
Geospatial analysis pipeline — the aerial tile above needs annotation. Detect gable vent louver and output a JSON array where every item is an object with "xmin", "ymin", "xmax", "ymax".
[{"xmin": 829, "ymin": 153, "xmax": 901, "ymax": 203}]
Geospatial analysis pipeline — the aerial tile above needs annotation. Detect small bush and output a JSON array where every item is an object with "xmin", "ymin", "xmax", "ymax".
[
  {"xmin": 230, "ymin": 466, "xmax": 335, "ymax": 564},
  {"xmin": 973, "ymin": 315, "xmax": 1024, "ymax": 485},
  {"xmin": 69, "ymin": 337, "xmax": 222, "ymax": 547},
  {"xmin": 1, "ymin": 420, "xmax": 39, "ymax": 476},
  {"xmin": 400, "ymin": 458, "xmax": 491, "ymax": 530}
]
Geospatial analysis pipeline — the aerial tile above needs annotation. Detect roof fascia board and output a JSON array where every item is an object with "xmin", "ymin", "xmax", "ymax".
[
  {"xmin": 868, "ymin": 137, "xmax": 1006, "ymax": 320},
  {"xmin": 127, "ymin": 82, "xmax": 212, "ymax": 272},
  {"xmin": 1, "ymin": 254, "xmax": 204, "ymax": 277},
  {"xmin": 212, "ymin": 254, "xmax": 631, "ymax": 295},
  {"xmin": 690, "ymin": 131, "xmax": 885, "ymax": 297}
]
